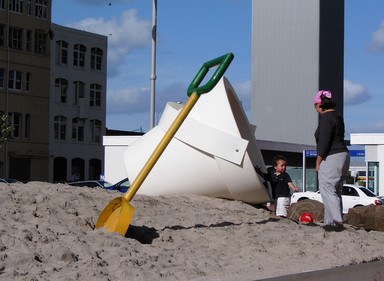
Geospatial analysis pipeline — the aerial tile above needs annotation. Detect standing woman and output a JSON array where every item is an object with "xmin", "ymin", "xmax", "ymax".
[{"xmin": 314, "ymin": 90, "xmax": 350, "ymax": 227}]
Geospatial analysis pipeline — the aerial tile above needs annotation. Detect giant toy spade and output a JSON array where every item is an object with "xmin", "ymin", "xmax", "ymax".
[{"xmin": 96, "ymin": 53, "xmax": 234, "ymax": 236}]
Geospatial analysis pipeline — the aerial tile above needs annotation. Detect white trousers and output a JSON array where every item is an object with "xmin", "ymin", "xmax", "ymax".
[{"xmin": 276, "ymin": 197, "xmax": 290, "ymax": 217}]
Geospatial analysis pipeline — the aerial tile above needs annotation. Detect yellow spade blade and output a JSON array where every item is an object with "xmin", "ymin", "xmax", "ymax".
[
  {"xmin": 95, "ymin": 197, "xmax": 134, "ymax": 236},
  {"xmin": 95, "ymin": 94, "xmax": 199, "ymax": 235}
]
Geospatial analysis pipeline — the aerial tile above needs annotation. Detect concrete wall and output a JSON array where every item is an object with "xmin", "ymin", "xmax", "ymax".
[
  {"xmin": 103, "ymin": 136, "xmax": 142, "ymax": 184},
  {"xmin": 351, "ymin": 133, "xmax": 384, "ymax": 196}
]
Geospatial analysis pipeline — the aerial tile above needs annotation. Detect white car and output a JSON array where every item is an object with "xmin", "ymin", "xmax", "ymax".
[{"xmin": 290, "ymin": 184, "xmax": 384, "ymax": 214}]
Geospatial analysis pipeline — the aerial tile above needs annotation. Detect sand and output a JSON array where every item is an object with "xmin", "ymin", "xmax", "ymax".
[{"xmin": 0, "ymin": 181, "xmax": 383, "ymax": 281}]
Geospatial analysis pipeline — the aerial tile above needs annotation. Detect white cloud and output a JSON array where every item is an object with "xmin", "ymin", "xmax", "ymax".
[
  {"xmin": 233, "ymin": 80, "xmax": 250, "ymax": 105},
  {"xmin": 223, "ymin": 80, "xmax": 251, "ymax": 119},
  {"xmin": 75, "ymin": 0, "xmax": 133, "ymax": 5},
  {"xmin": 106, "ymin": 82, "xmax": 190, "ymax": 123},
  {"xmin": 343, "ymin": 80, "xmax": 372, "ymax": 105},
  {"xmin": 369, "ymin": 21, "xmax": 384, "ymax": 52},
  {"xmin": 107, "ymin": 86, "xmax": 150, "ymax": 114},
  {"xmin": 67, "ymin": 9, "xmax": 151, "ymax": 76},
  {"xmin": 155, "ymin": 83, "xmax": 186, "ymax": 107},
  {"xmin": 347, "ymin": 122, "xmax": 384, "ymax": 134}
]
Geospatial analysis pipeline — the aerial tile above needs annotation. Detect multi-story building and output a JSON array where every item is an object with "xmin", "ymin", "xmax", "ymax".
[
  {"xmin": 49, "ymin": 23, "xmax": 107, "ymax": 182},
  {"xmin": 0, "ymin": 1, "xmax": 107, "ymax": 182},
  {"xmin": 251, "ymin": 0, "xmax": 345, "ymax": 189},
  {"xmin": 0, "ymin": 0, "xmax": 51, "ymax": 181}
]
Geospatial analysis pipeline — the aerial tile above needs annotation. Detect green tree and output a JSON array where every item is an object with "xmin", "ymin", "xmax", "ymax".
[{"xmin": 0, "ymin": 114, "xmax": 14, "ymax": 145}]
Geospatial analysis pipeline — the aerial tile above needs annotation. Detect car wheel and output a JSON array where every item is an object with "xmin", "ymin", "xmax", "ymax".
[{"xmin": 353, "ymin": 205, "xmax": 364, "ymax": 209}]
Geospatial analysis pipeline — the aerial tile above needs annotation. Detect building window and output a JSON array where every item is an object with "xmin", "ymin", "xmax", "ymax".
[
  {"xmin": 9, "ymin": 0, "xmax": 23, "ymax": 13},
  {"xmin": 35, "ymin": 0, "xmax": 48, "ymax": 19},
  {"xmin": 72, "ymin": 118, "xmax": 84, "ymax": 142},
  {"xmin": 90, "ymin": 119, "xmax": 102, "ymax": 144},
  {"xmin": 8, "ymin": 112, "xmax": 21, "ymax": 139},
  {"xmin": 8, "ymin": 26, "xmax": 22, "ymax": 50},
  {"xmin": 73, "ymin": 44, "xmax": 86, "ymax": 68},
  {"xmin": 0, "ymin": 0, "xmax": 4, "ymax": 9},
  {"xmin": 26, "ymin": 30, "xmax": 32, "ymax": 52},
  {"xmin": 34, "ymin": 30, "xmax": 47, "ymax": 55},
  {"xmin": 26, "ymin": 0, "xmax": 31, "ymax": 15},
  {"xmin": 55, "ymin": 78, "xmax": 68, "ymax": 103},
  {"xmin": 8, "ymin": 70, "xmax": 22, "ymax": 91},
  {"xmin": 24, "ymin": 114, "xmax": 30, "ymax": 139},
  {"xmin": 73, "ymin": 81, "xmax": 85, "ymax": 105},
  {"xmin": 0, "ymin": 68, "xmax": 4, "ymax": 88},
  {"xmin": 56, "ymin": 40, "xmax": 68, "ymax": 64},
  {"xmin": 54, "ymin": 115, "xmax": 67, "ymax": 140},
  {"xmin": 0, "ymin": 24, "xmax": 4, "ymax": 47},
  {"xmin": 91, "ymin": 48, "xmax": 103, "ymax": 70},
  {"xmin": 90, "ymin": 83, "xmax": 101, "ymax": 107},
  {"xmin": 25, "ymin": 72, "xmax": 31, "ymax": 92}
]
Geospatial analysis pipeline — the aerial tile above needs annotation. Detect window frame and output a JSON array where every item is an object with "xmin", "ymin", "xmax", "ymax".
[
  {"xmin": 90, "ymin": 119, "xmax": 102, "ymax": 144},
  {"xmin": 26, "ymin": 29, "xmax": 32, "ymax": 52},
  {"xmin": 73, "ymin": 44, "xmax": 86, "ymax": 68},
  {"xmin": 8, "ymin": 112, "xmax": 22, "ymax": 139},
  {"xmin": 26, "ymin": 0, "xmax": 32, "ymax": 15},
  {"xmin": 8, "ymin": 70, "xmax": 22, "ymax": 91},
  {"xmin": 9, "ymin": 0, "xmax": 23, "ymax": 13},
  {"xmin": 90, "ymin": 47, "xmax": 103, "ymax": 70},
  {"xmin": 24, "ymin": 113, "xmax": 30, "ymax": 139},
  {"xmin": 54, "ymin": 115, "xmax": 67, "ymax": 141},
  {"xmin": 90, "ymin": 83, "xmax": 101, "ymax": 107},
  {"xmin": 0, "ymin": 68, "xmax": 4, "ymax": 88},
  {"xmin": 0, "ymin": 24, "xmax": 4, "ymax": 47},
  {"xmin": 25, "ymin": 72, "xmax": 31, "ymax": 92},
  {"xmin": 34, "ymin": 29, "xmax": 47, "ymax": 55},
  {"xmin": 56, "ymin": 40, "xmax": 68, "ymax": 64},
  {"xmin": 55, "ymin": 78, "xmax": 68, "ymax": 104},
  {"xmin": 8, "ymin": 26, "xmax": 23, "ymax": 50},
  {"xmin": 73, "ymin": 81, "xmax": 85, "ymax": 105},
  {"xmin": 35, "ymin": 0, "xmax": 48, "ymax": 19},
  {"xmin": 72, "ymin": 118, "xmax": 84, "ymax": 142}
]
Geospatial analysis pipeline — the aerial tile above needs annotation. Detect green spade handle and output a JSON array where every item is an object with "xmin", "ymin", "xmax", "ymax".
[{"xmin": 187, "ymin": 53, "xmax": 234, "ymax": 97}]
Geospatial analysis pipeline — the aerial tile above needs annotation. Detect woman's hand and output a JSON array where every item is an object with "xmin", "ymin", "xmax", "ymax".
[{"xmin": 315, "ymin": 155, "xmax": 323, "ymax": 172}]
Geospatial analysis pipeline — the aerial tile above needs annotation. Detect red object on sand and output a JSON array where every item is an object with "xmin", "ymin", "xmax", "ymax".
[{"xmin": 299, "ymin": 213, "xmax": 315, "ymax": 224}]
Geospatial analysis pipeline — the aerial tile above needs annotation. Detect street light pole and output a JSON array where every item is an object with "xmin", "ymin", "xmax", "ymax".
[{"xmin": 149, "ymin": 0, "xmax": 157, "ymax": 129}]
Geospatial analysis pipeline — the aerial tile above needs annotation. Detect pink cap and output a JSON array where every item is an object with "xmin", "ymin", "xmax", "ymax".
[{"xmin": 314, "ymin": 90, "xmax": 332, "ymax": 104}]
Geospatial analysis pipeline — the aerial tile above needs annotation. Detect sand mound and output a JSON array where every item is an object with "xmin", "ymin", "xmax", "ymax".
[{"xmin": 0, "ymin": 182, "xmax": 383, "ymax": 280}]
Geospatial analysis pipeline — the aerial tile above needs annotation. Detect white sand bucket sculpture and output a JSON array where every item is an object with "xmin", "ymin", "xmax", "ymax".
[{"xmin": 123, "ymin": 77, "xmax": 271, "ymax": 204}]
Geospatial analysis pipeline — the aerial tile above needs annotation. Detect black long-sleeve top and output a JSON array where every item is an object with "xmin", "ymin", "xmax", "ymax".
[
  {"xmin": 314, "ymin": 111, "xmax": 349, "ymax": 158},
  {"xmin": 259, "ymin": 168, "xmax": 293, "ymax": 198}
]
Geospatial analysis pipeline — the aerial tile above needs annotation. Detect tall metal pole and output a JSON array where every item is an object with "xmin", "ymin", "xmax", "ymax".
[
  {"xmin": 149, "ymin": 0, "xmax": 157, "ymax": 129},
  {"xmin": 3, "ymin": 4, "xmax": 10, "ymax": 178}
]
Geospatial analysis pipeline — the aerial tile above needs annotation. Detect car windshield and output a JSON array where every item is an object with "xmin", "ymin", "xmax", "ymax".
[
  {"xmin": 6, "ymin": 179, "xmax": 19, "ymax": 183},
  {"xmin": 358, "ymin": 187, "xmax": 376, "ymax": 197},
  {"xmin": 0, "ymin": 178, "xmax": 19, "ymax": 183},
  {"xmin": 102, "ymin": 181, "xmax": 112, "ymax": 188},
  {"xmin": 119, "ymin": 179, "xmax": 130, "ymax": 187}
]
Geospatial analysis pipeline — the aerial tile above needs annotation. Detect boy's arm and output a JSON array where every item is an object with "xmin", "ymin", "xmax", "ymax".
[
  {"xmin": 254, "ymin": 166, "xmax": 267, "ymax": 179},
  {"xmin": 288, "ymin": 182, "xmax": 300, "ymax": 192}
]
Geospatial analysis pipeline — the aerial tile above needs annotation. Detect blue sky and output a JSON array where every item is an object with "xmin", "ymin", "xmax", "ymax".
[{"xmin": 52, "ymin": 0, "xmax": 384, "ymax": 139}]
